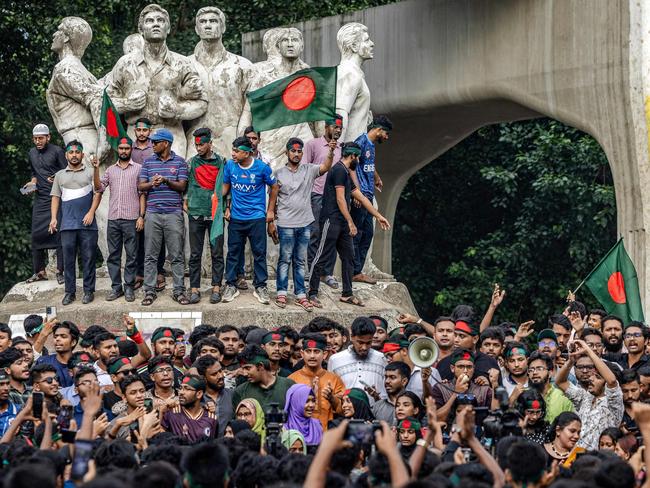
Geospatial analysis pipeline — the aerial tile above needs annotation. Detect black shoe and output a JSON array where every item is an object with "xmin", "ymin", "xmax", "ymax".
[
  {"xmin": 62, "ymin": 293, "xmax": 75, "ymax": 305},
  {"xmin": 235, "ymin": 276, "xmax": 248, "ymax": 290},
  {"xmin": 82, "ymin": 292, "xmax": 94, "ymax": 304},
  {"xmin": 106, "ymin": 290, "xmax": 124, "ymax": 301},
  {"xmin": 210, "ymin": 290, "xmax": 222, "ymax": 304},
  {"xmin": 124, "ymin": 287, "xmax": 135, "ymax": 302},
  {"xmin": 56, "ymin": 272, "xmax": 65, "ymax": 285},
  {"xmin": 189, "ymin": 291, "xmax": 201, "ymax": 304}
]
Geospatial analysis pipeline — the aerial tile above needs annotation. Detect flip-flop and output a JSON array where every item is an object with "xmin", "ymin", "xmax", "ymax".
[
  {"xmin": 141, "ymin": 294, "xmax": 156, "ymax": 306},
  {"xmin": 155, "ymin": 277, "xmax": 166, "ymax": 292},
  {"xmin": 308, "ymin": 296, "xmax": 323, "ymax": 308},
  {"xmin": 275, "ymin": 296, "xmax": 287, "ymax": 308},
  {"xmin": 26, "ymin": 273, "xmax": 47, "ymax": 283},
  {"xmin": 340, "ymin": 295, "xmax": 364, "ymax": 307},
  {"xmin": 296, "ymin": 297, "xmax": 314, "ymax": 312},
  {"xmin": 172, "ymin": 293, "xmax": 190, "ymax": 305}
]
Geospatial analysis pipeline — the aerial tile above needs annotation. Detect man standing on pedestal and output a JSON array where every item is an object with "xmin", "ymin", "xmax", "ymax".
[
  {"xmin": 138, "ymin": 129, "xmax": 188, "ymax": 306},
  {"xmin": 94, "ymin": 136, "xmax": 145, "ymax": 302},
  {"xmin": 185, "ymin": 128, "xmax": 226, "ymax": 304},
  {"xmin": 49, "ymin": 141, "xmax": 102, "ymax": 305},
  {"xmin": 23, "ymin": 124, "xmax": 67, "ymax": 284}
]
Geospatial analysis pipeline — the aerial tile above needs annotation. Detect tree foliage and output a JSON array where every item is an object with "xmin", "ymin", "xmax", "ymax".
[{"xmin": 393, "ymin": 119, "xmax": 617, "ymax": 324}]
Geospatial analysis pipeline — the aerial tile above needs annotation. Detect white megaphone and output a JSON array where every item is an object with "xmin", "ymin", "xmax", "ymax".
[{"xmin": 408, "ymin": 336, "xmax": 439, "ymax": 368}]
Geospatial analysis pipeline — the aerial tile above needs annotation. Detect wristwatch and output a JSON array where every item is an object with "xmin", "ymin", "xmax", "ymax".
[
  {"xmin": 417, "ymin": 318, "xmax": 423, "ymax": 324},
  {"xmin": 416, "ymin": 439, "xmax": 428, "ymax": 448}
]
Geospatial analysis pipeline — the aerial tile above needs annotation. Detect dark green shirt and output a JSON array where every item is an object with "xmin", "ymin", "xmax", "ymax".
[
  {"xmin": 231, "ymin": 376, "xmax": 295, "ymax": 412},
  {"xmin": 187, "ymin": 152, "xmax": 225, "ymax": 217}
]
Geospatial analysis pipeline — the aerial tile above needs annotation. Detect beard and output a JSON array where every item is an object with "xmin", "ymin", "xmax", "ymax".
[
  {"xmin": 604, "ymin": 338, "xmax": 623, "ymax": 353},
  {"xmin": 118, "ymin": 153, "xmax": 131, "ymax": 161},
  {"xmin": 207, "ymin": 380, "xmax": 223, "ymax": 392}
]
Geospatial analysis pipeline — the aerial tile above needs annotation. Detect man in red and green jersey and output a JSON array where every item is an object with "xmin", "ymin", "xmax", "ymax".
[{"xmin": 185, "ymin": 127, "xmax": 226, "ymax": 304}]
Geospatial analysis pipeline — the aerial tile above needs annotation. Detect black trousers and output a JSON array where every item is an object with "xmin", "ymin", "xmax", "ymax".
[
  {"xmin": 308, "ymin": 218, "xmax": 354, "ymax": 298},
  {"xmin": 107, "ymin": 219, "xmax": 138, "ymax": 291},
  {"xmin": 32, "ymin": 247, "xmax": 63, "ymax": 274},
  {"xmin": 188, "ymin": 216, "xmax": 224, "ymax": 288},
  {"xmin": 60, "ymin": 229, "xmax": 97, "ymax": 295}
]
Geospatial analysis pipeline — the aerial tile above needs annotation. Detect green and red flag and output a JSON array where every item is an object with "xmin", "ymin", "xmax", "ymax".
[
  {"xmin": 583, "ymin": 238, "xmax": 645, "ymax": 324},
  {"xmin": 246, "ymin": 67, "xmax": 337, "ymax": 132},
  {"xmin": 99, "ymin": 89, "xmax": 128, "ymax": 151},
  {"xmin": 209, "ymin": 166, "xmax": 226, "ymax": 246}
]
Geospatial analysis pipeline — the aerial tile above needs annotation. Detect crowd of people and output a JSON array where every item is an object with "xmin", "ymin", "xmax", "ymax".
[{"xmin": 0, "ymin": 292, "xmax": 646, "ymax": 487}]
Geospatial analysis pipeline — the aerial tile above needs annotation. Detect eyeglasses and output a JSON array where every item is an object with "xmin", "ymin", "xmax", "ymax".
[
  {"xmin": 527, "ymin": 366, "xmax": 547, "ymax": 373},
  {"xmin": 586, "ymin": 342, "xmax": 603, "ymax": 349},
  {"xmin": 538, "ymin": 341, "xmax": 556, "ymax": 348},
  {"xmin": 38, "ymin": 377, "xmax": 59, "ymax": 385},
  {"xmin": 118, "ymin": 368, "xmax": 137, "ymax": 376},
  {"xmin": 625, "ymin": 332, "xmax": 644, "ymax": 339},
  {"xmin": 153, "ymin": 367, "xmax": 173, "ymax": 375}
]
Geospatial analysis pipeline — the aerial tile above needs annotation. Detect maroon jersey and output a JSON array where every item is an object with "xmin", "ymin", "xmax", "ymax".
[{"xmin": 161, "ymin": 407, "xmax": 217, "ymax": 443}]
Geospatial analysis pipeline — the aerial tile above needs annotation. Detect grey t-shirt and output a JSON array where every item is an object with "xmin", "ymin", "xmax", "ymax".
[{"xmin": 274, "ymin": 163, "xmax": 322, "ymax": 227}]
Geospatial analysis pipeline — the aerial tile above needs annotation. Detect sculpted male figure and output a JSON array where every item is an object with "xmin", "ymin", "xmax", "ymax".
[
  {"xmin": 336, "ymin": 22, "xmax": 374, "ymax": 143},
  {"xmin": 239, "ymin": 27, "xmax": 313, "ymax": 170},
  {"xmin": 46, "ymin": 17, "xmax": 102, "ymax": 160},
  {"xmin": 107, "ymin": 3, "xmax": 207, "ymax": 157},
  {"xmin": 186, "ymin": 7, "xmax": 252, "ymax": 159}
]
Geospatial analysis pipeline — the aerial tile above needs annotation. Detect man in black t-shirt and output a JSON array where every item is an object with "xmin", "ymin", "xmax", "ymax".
[{"xmin": 307, "ymin": 142, "xmax": 390, "ymax": 307}]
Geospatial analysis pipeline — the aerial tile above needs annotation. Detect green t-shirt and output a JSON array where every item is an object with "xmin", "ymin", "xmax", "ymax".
[
  {"xmin": 232, "ymin": 376, "xmax": 295, "ymax": 412},
  {"xmin": 544, "ymin": 384, "xmax": 574, "ymax": 423},
  {"xmin": 187, "ymin": 152, "xmax": 225, "ymax": 217}
]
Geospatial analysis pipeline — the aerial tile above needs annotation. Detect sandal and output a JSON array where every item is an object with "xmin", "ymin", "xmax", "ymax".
[
  {"xmin": 275, "ymin": 295, "xmax": 287, "ymax": 309},
  {"xmin": 155, "ymin": 275, "xmax": 166, "ymax": 292},
  {"xmin": 308, "ymin": 296, "xmax": 323, "ymax": 308},
  {"xmin": 189, "ymin": 291, "xmax": 201, "ymax": 304},
  {"xmin": 172, "ymin": 293, "xmax": 190, "ymax": 305},
  {"xmin": 141, "ymin": 293, "xmax": 156, "ymax": 306},
  {"xmin": 296, "ymin": 297, "xmax": 314, "ymax": 312},
  {"xmin": 26, "ymin": 272, "xmax": 47, "ymax": 283},
  {"xmin": 340, "ymin": 295, "xmax": 364, "ymax": 307},
  {"xmin": 133, "ymin": 277, "xmax": 144, "ymax": 290}
]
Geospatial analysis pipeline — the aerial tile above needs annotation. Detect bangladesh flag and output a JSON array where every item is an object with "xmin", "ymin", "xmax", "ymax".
[
  {"xmin": 583, "ymin": 238, "xmax": 645, "ymax": 324},
  {"xmin": 99, "ymin": 89, "xmax": 128, "ymax": 151},
  {"xmin": 247, "ymin": 67, "xmax": 337, "ymax": 132}
]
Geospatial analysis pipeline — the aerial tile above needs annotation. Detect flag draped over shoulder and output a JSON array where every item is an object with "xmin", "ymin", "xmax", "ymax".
[
  {"xmin": 99, "ymin": 89, "xmax": 128, "ymax": 151},
  {"xmin": 247, "ymin": 67, "xmax": 337, "ymax": 132},
  {"xmin": 209, "ymin": 164, "xmax": 226, "ymax": 246},
  {"xmin": 583, "ymin": 238, "xmax": 645, "ymax": 324}
]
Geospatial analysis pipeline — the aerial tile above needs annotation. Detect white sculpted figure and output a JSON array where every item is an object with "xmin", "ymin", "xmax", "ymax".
[
  {"xmin": 46, "ymin": 17, "xmax": 102, "ymax": 159},
  {"xmin": 186, "ymin": 7, "xmax": 252, "ymax": 159},
  {"xmin": 238, "ymin": 27, "xmax": 314, "ymax": 170},
  {"xmin": 336, "ymin": 22, "xmax": 374, "ymax": 142},
  {"xmin": 106, "ymin": 3, "xmax": 207, "ymax": 157}
]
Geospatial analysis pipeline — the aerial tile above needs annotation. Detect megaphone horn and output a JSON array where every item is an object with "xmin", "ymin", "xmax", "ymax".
[{"xmin": 408, "ymin": 336, "xmax": 439, "ymax": 368}]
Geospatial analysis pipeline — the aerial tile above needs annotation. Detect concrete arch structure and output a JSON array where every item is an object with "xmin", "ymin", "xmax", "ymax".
[{"xmin": 243, "ymin": 0, "xmax": 650, "ymax": 309}]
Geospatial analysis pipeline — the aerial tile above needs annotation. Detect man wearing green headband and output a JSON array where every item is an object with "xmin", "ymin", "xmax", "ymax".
[
  {"xmin": 49, "ymin": 139, "xmax": 102, "ymax": 305},
  {"xmin": 271, "ymin": 136, "xmax": 335, "ymax": 311},
  {"xmin": 349, "ymin": 114, "xmax": 393, "ymax": 285},
  {"xmin": 185, "ymin": 127, "xmax": 227, "ymax": 304},
  {"xmin": 307, "ymin": 142, "xmax": 390, "ymax": 307},
  {"xmin": 162, "ymin": 374, "xmax": 217, "ymax": 443},
  {"xmin": 502, "ymin": 342, "xmax": 529, "ymax": 401},
  {"xmin": 222, "ymin": 136, "xmax": 279, "ymax": 305}
]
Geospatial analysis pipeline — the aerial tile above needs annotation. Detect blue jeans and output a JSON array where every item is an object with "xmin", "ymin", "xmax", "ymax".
[
  {"xmin": 276, "ymin": 225, "xmax": 310, "ymax": 298},
  {"xmin": 226, "ymin": 218, "xmax": 267, "ymax": 288}
]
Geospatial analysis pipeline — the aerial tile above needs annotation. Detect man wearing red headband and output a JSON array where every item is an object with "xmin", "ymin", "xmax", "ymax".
[
  {"xmin": 93, "ymin": 135, "xmax": 144, "ymax": 303},
  {"xmin": 270, "ymin": 137, "xmax": 335, "ymax": 311}
]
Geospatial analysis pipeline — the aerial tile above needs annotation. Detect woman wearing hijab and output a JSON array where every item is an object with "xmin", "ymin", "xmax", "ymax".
[
  {"xmin": 283, "ymin": 384, "xmax": 323, "ymax": 450},
  {"xmin": 236, "ymin": 398, "xmax": 266, "ymax": 442},
  {"xmin": 225, "ymin": 419, "xmax": 252, "ymax": 438},
  {"xmin": 281, "ymin": 429, "xmax": 307, "ymax": 454},
  {"xmin": 340, "ymin": 388, "xmax": 375, "ymax": 422}
]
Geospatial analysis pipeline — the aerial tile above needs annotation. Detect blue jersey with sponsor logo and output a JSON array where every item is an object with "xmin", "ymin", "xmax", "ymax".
[
  {"xmin": 354, "ymin": 133, "xmax": 376, "ymax": 198},
  {"xmin": 224, "ymin": 159, "xmax": 276, "ymax": 220}
]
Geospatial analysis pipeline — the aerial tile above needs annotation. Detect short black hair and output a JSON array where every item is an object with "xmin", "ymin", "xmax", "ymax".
[
  {"xmin": 238, "ymin": 344, "xmax": 270, "ymax": 369},
  {"xmin": 275, "ymin": 325, "xmax": 299, "ymax": 343},
  {"xmin": 74, "ymin": 365, "xmax": 97, "ymax": 385},
  {"xmin": 304, "ymin": 316, "xmax": 339, "ymax": 334},
  {"xmin": 548, "ymin": 314, "xmax": 571, "ymax": 331},
  {"xmin": 66, "ymin": 139, "xmax": 83, "ymax": 150},
  {"xmin": 602, "ymin": 314, "xmax": 624, "ymax": 328},
  {"xmin": 53, "ymin": 320, "xmax": 80, "ymax": 340},
  {"xmin": 341, "ymin": 141, "xmax": 361, "ymax": 157},
  {"xmin": 192, "ymin": 127, "xmax": 212, "ymax": 138},
  {"xmin": 0, "ymin": 347, "xmax": 25, "ymax": 368},
  {"xmin": 479, "ymin": 326, "xmax": 505, "ymax": 345},
  {"xmin": 370, "ymin": 114, "xmax": 393, "ymax": 131},
  {"xmin": 286, "ymin": 137, "xmax": 303, "ymax": 149},
  {"xmin": 351, "ymin": 317, "xmax": 376, "ymax": 337},
  {"xmin": 120, "ymin": 374, "xmax": 146, "ymax": 394},
  {"xmin": 568, "ymin": 300, "xmax": 588, "ymax": 318},
  {"xmin": 195, "ymin": 355, "xmax": 220, "ymax": 377},
  {"xmin": 233, "ymin": 136, "xmax": 252, "ymax": 149},
  {"xmin": 451, "ymin": 304, "xmax": 475, "ymax": 322},
  {"xmin": 30, "ymin": 362, "xmax": 57, "ymax": 383},
  {"xmin": 216, "ymin": 324, "xmax": 242, "ymax": 340},
  {"xmin": 620, "ymin": 368, "xmax": 640, "ymax": 385},
  {"xmin": 404, "ymin": 323, "xmax": 425, "ymax": 340},
  {"xmin": 147, "ymin": 354, "xmax": 173, "ymax": 374},
  {"xmin": 639, "ymin": 365, "xmax": 650, "ymax": 378},
  {"xmin": 589, "ymin": 308, "xmax": 607, "ymax": 318},
  {"xmin": 181, "ymin": 441, "xmax": 229, "ymax": 487},
  {"xmin": 503, "ymin": 341, "xmax": 529, "ymax": 358},
  {"xmin": 507, "ymin": 440, "xmax": 547, "ymax": 483},
  {"xmin": 93, "ymin": 332, "xmax": 116, "ymax": 349},
  {"xmin": 385, "ymin": 361, "xmax": 411, "ymax": 379},
  {"xmin": 81, "ymin": 324, "xmax": 109, "ymax": 346},
  {"xmin": 434, "ymin": 316, "xmax": 455, "ymax": 326},
  {"xmin": 243, "ymin": 126, "xmax": 258, "ymax": 136},
  {"xmin": 135, "ymin": 117, "xmax": 152, "ymax": 126},
  {"xmin": 189, "ymin": 324, "xmax": 217, "ymax": 346},
  {"xmin": 581, "ymin": 327, "xmax": 602, "ymax": 340},
  {"xmin": 196, "ymin": 337, "xmax": 224, "ymax": 355},
  {"xmin": 117, "ymin": 337, "xmax": 139, "ymax": 358},
  {"xmin": 528, "ymin": 351, "xmax": 554, "ymax": 371},
  {"xmin": 23, "ymin": 315, "xmax": 43, "ymax": 336}
]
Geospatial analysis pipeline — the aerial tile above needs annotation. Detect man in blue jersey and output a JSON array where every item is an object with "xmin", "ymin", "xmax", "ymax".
[
  {"xmin": 222, "ymin": 136, "xmax": 279, "ymax": 304},
  {"xmin": 138, "ymin": 128, "xmax": 189, "ymax": 306},
  {"xmin": 349, "ymin": 115, "xmax": 393, "ymax": 285},
  {"xmin": 49, "ymin": 140, "xmax": 102, "ymax": 305}
]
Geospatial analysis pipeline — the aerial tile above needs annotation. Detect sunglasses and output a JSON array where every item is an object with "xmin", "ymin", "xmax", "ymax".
[
  {"xmin": 39, "ymin": 376, "xmax": 59, "ymax": 385},
  {"xmin": 118, "ymin": 368, "xmax": 138, "ymax": 376}
]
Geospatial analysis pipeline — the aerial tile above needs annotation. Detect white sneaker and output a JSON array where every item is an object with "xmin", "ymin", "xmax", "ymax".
[
  {"xmin": 253, "ymin": 286, "xmax": 270, "ymax": 305},
  {"xmin": 222, "ymin": 285, "xmax": 240, "ymax": 303}
]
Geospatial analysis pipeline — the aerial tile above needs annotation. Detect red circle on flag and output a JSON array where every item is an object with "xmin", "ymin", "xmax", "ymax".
[
  {"xmin": 282, "ymin": 76, "xmax": 316, "ymax": 111},
  {"xmin": 607, "ymin": 271, "xmax": 627, "ymax": 304}
]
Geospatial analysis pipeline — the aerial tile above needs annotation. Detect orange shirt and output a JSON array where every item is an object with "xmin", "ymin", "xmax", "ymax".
[{"xmin": 289, "ymin": 367, "xmax": 346, "ymax": 430}]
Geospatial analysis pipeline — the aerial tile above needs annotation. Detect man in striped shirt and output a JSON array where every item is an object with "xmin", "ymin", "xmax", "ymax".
[{"xmin": 93, "ymin": 136, "xmax": 145, "ymax": 302}]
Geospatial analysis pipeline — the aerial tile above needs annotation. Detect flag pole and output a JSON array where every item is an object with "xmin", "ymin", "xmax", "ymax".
[{"xmin": 572, "ymin": 236, "xmax": 624, "ymax": 295}]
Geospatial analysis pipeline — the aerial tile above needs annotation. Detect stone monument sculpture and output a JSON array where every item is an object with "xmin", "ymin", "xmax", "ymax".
[
  {"xmin": 185, "ymin": 7, "xmax": 252, "ymax": 159},
  {"xmin": 238, "ymin": 27, "xmax": 314, "ymax": 170},
  {"xmin": 106, "ymin": 3, "xmax": 207, "ymax": 157},
  {"xmin": 98, "ymin": 34, "xmax": 145, "ymax": 87}
]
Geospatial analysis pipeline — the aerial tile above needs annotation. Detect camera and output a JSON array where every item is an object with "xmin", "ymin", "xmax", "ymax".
[
  {"xmin": 482, "ymin": 387, "xmax": 522, "ymax": 440},
  {"xmin": 345, "ymin": 419, "xmax": 382, "ymax": 446},
  {"xmin": 265, "ymin": 403, "xmax": 287, "ymax": 457}
]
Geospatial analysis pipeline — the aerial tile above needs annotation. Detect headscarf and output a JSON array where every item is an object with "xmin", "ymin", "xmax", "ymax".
[
  {"xmin": 284, "ymin": 384, "xmax": 323, "ymax": 445},
  {"xmin": 236, "ymin": 398, "xmax": 266, "ymax": 442},
  {"xmin": 227, "ymin": 419, "xmax": 252, "ymax": 436},
  {"xmin": 281, "ymin": 429, "xmax": 307, "ymax": 454},
  {"xmin": 344, "ymin": 388, "xmax": 375, "ymax": 421}
]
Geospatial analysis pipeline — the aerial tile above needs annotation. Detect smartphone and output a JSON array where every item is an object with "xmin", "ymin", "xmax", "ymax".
[
  {"xmin": 46, "ymin": 306, "xmax": 56, "ymax": 321},
  {"xmin": 57, "ymin": 405, "xmax": 73, "ymax": 430},
  {"xmin": 61, "ymin": 428, "xmax": 76, "ymax": 443},
  {"xmin": 71, "ymin": 439, "xmax": 94, "ymax": 481},
  {"xmin": 462, "ymin": 447, "xmax": 472, "ymax": 463},
  {"xmin": 144, "ymin": 398, "xmax": 154, "ymax": 414},
  {"xmin": 32, "ymin": 392, "xmax": 44, "ymax": 419}
]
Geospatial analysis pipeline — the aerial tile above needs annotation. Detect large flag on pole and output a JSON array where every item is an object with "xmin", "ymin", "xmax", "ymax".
[
  {"xmin": 246, "ymin": 67, "xmax": 337, "ymax": 132},
  {"xmin": 99, "ymin": 89, "xmax": 128, "ymax": 151},
  {"xmin": 583, "ymin": 238, "xmax": 645, "ymax": 324}
]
